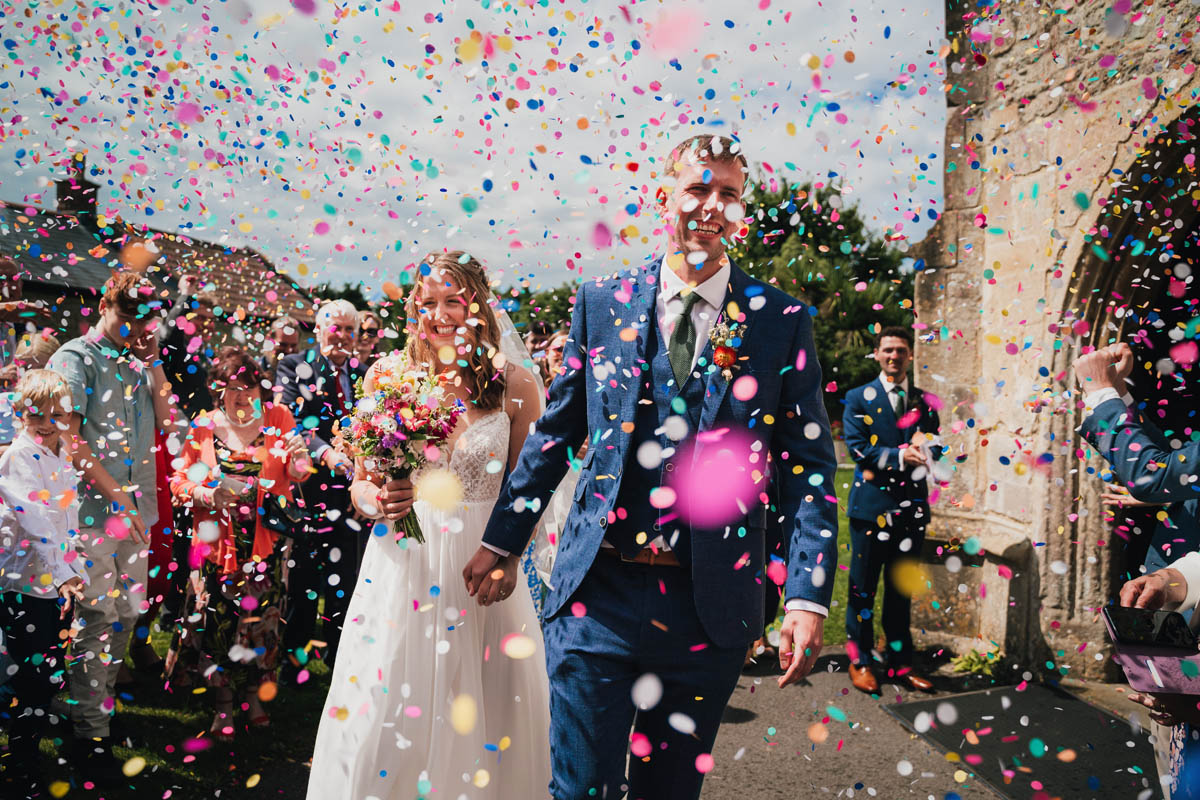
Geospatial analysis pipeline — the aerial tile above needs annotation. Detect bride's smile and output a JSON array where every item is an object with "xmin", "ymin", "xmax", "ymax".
[{"xmin": 417, "ymin": 273, "xmax": 472, "ymax": 351}]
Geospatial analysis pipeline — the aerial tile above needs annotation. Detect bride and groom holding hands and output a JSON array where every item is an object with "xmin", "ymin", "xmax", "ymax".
[{"xmin": 306, "ymin": 133, "xmax": 840, "ymax": 800}]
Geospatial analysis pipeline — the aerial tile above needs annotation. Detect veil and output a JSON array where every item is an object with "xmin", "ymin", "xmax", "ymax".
[{"xmin": 492, "ymin": 304, "xmax": 568, "ymax": 590}]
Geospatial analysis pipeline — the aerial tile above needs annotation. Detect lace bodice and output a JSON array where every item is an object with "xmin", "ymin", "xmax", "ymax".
[{"xmin": 418, "ymin": 410, "xmax": 510, "ymax": 503}]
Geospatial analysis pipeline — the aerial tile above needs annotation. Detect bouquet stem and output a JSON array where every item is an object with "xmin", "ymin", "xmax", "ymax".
[
  {"xmin": 392, "ymin": 469, "xmax": 424, "ymax": 545},
  {"xmin": 398, "ymin": 510, "xmax": 424, "ymax": 545}
]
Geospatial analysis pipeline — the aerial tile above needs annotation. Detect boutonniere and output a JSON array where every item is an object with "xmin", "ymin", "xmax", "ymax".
[{"xmin": 708, "ymin": 316, "xmax": 740, "ymax": 381}]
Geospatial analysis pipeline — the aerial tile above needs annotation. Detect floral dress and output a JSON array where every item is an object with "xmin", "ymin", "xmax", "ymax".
[{"xmin": 165, "ymin": 431, "xmax": 289, "ymax": 693}]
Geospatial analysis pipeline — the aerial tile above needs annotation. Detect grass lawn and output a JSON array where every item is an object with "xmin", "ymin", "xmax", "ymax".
[{"xmin": 3, "ymin": 467, "xmax": 858, "ymax": 798}]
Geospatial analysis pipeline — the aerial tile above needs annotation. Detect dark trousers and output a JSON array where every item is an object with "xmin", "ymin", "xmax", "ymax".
[
  {"xmin": 845, "ymin": 504, "xmax": 927, "ymax": 668},
  {"xmin": 543, "ymin": 555, "xmax": 745, "ymax": 800},
  {"xmin": 282, "ymin": 470, "xmax": 364, "ymax": 668},
  {"xmin": 282, "ymin": 526, "xmax": 365, "ymax": 667},
  {"xmin": 0, "ymin": 593, "xmax": 69, "ymax": 752}
]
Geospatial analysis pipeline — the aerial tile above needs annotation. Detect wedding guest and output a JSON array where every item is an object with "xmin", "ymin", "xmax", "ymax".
[
  {"xmin": 166, "ymin": 347, "xmax": 310, "ymax": 741},
  {"xmin": 149, "ymin": 276, "xmax": 219, "ymax": 654},
  {"xmin": 275, "ymin": 300, "xmax": 365, "ymax": 680},
  {"xmin": 842, "ymin": 326, "xmax": 940, "ymax": 694},
  {"xmin": 543, "ymin": 327, "xmax": 569, "ymax": 384},
  {"xmin": 260, "ymin": 314, "xmax": 301, "ymax": 383},
  {"xmin": 1077, "ymin": 342, "xmax": 1199, "ymax": 572},
  {"xmin": 48, "ymin": 271, "xmax": 182, "ymax": 787},
  {"xmin": 0, "ymin": 331, "xmax": 61, "ymax": 452},
  {"xmin": 159, "ymin": 275, "xmax": 218, "ymax": 420},
  {"xmin": 1077, "ymin": 341, "xmax": 1200, "ymax": 799},
  {"xmin": 355, "ymin": 309, "xmax": 382, "ymax": 370},
  {"xmin": 0, "ymin": 257, "xmax": 50, "ymax": 367},
  {"xmin": 0, "ymin": 370, "xmax": 86, "ymax": 795}
]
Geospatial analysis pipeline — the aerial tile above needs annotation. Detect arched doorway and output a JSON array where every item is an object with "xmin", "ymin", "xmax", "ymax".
[{"xmin": 1045, "ymin": 105, "xmax": 1199, "ymax": 663}]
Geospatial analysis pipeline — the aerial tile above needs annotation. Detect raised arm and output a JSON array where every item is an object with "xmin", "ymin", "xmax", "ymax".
[{"xmin": 1082, "ymin": 397, "xmax": 1199, "ymax": 504}]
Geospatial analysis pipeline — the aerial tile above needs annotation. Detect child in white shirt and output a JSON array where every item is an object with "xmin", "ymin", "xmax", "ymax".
[{"xmin": 0, "ymin": 369, "xmax": 85, "ymax": 792}]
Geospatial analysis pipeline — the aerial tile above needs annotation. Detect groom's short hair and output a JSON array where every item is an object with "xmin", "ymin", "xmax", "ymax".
[{"xmin": 664, "ymin": 134, "xmax": 749, "ymax": 183}]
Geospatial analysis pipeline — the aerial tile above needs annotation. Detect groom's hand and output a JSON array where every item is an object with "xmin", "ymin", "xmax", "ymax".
[
  {"xmin": 463, "ymin": 545, "xmax": 501, "ymax": 598},
  {"xmin": 777, "ymin": 609, "xmax": 824, "ymax": 688}
]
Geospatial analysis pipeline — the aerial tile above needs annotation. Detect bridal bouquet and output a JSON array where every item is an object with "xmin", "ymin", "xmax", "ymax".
[{"xmin": 343, "ymin": 357, "xmax": 464, "ymax": 544}]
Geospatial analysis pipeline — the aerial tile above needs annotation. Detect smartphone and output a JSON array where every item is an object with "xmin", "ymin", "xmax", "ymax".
[{"xmin": 1103, "ymin": 606, "xmax": 1199, "ymax": 651}]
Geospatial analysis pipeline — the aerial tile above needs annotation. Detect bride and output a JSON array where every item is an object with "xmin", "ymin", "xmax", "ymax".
[{"xmin": 306, "ymin": 251, "xmax": 552, "ymax": 799}]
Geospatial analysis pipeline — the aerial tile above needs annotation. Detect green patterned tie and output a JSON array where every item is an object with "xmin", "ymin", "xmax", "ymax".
[{"xmin": 669, "ymin": 292, "xmax": 702, "ymax": 386}]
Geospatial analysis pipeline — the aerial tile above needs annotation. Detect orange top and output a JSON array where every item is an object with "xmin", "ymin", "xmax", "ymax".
[{"xmin": 169, "ymin": 404, "xmax": 299, "ymax": 574}]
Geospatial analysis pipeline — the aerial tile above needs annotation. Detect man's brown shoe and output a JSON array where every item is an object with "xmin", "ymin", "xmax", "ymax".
[
  {"xmin": 903, "ymin": 672, "xmax": 934, "ymax": 692},
  {"xmin": 849, "ymin": 664, "xmax": 879, "ymax": 694}
]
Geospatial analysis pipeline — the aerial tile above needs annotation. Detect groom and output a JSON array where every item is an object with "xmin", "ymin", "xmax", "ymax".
[{"xmin": 464, "ymin": 134, "xmax": 840, "ymax": 800}]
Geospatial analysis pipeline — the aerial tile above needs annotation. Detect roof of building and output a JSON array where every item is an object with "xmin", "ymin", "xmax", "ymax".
[
  {"xmin": 0, "ymin": 201, "xmax": 113, "ymax": 294},
  {"xmin": 0, "ymin": 200, "xmax": 315, "ymax": 324}
]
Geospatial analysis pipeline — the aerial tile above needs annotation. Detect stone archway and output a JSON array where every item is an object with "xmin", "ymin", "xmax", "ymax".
[
  {"xmin": 1032, "ymin": 105, "xmax": 1198, "ymax": 678},
  {"xmin": 912, "ymin": 0, "xmax": 1199, "ymax": 680}
]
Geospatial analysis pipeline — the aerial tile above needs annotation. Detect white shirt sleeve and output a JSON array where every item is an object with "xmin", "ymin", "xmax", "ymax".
[
  {"xmin": 481, "ymin": 541, "xmax": 512, "ymax": 558},
  {"xmin": 784, "ymin": 599, "xmax": 829, "ymax": 618},
  {"xmin": 1083, "ymin": 387, "xmax": 1134, "ymax": 412},
  {"xmin": 1167, "ymin": 551, "xmax": 1200, "ymax": 615}
]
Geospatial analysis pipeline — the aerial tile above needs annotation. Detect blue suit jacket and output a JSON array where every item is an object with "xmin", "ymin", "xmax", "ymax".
[
  {"xmin": 482, "ymin": 259, "xmax": 840, "ymax": 648},
  {"xmin": 1081, "ymin": 397, "xmax": 1199, "ymax": 567},
  {"xmin": 843, "ymin": 378, "xmax": 941, "ymax": 522}
]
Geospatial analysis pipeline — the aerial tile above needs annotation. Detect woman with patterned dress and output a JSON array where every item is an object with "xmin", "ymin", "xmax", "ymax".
[{"xmin": 166, "ymin": 348, "xmax": 311, "ymax": 741}]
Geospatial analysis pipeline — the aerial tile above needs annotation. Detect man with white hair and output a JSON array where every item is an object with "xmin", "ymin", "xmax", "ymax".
[{"xmin": 276, "ymin": 299, "xmax": 368, "ymax": 679}]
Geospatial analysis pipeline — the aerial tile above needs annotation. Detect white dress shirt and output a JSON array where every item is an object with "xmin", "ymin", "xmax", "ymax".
[
  {"xmin": 879, "ymin": 371, "xmax": 911, "ymax": 471},
  {"xmin": 656, "ymin": 259, "xmax": 730, "ymax": 373},
  {"xmin": 0, "ymin": 432, "xmax": 87, "ymax": 595}
]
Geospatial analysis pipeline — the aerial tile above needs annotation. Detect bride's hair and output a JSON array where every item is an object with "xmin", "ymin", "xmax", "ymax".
[{"xmin": 404, "ymin": 250, "xmax": 505, "ymax": 411}]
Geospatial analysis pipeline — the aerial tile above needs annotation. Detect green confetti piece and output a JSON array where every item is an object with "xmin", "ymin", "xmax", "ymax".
[
  {"xmin": 1073, "ymin": 192, "xmax": 1090, "ymax": 210},
  {"xmin": 825, "ymin": 705, "xmax": 847, "ymax": 722}
]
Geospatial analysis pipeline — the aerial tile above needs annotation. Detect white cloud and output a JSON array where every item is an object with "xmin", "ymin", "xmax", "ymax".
[{"xmin": 0, "ymin": 0, "xmax": 944, "ymax": 294}]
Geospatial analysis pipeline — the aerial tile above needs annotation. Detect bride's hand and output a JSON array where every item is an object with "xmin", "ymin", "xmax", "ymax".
[
  {"xmin": 378, "ymin": 477, "xmax": 414, "ymax": 520},
  {"xmin": 463, "ymin": 545, "xmax": 519, "ymax": 605}
]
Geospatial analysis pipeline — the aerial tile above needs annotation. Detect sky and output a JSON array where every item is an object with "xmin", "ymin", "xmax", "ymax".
[{"xmin": 0, "ymin": 0, "xmax": 947, "ymax": 295}]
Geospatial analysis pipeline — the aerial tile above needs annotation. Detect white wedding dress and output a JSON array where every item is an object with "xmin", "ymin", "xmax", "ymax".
[{"xmin": 306, "ymin": 409, "xmax": 552, "ymax": 800}]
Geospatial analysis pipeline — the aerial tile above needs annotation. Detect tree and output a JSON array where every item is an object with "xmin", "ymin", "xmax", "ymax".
[
  {"xmin": 311, "ymin": 280, "xmax": 370, "ymax": 309},
  {"xmin": 729, "ymin": 179, "xmax": 914, "ymax": 422},
  {"xmin": 499, "ymin": 281, "xmax": 577, "ymax": 335}
]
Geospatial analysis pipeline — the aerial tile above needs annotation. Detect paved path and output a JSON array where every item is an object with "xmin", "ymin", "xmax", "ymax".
[{"xmin": 702, "ymin": 646, "xmax": 980, "ymax": 799}]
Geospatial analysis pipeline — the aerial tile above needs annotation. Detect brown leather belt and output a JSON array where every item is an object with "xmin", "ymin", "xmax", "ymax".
[{"xmin": 598, "ymin": 546, "xmax": 682, "ymax": 567}]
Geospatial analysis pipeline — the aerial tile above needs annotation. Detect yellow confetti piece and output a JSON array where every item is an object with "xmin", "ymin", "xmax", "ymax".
[
  {"xmin": 953, "ymin": 769, "xmax": 969, "ymax": 782},
  {"xmin": 501, "ymin": 633, "xmax": 538, "ymax": 660},
  {"xmin": 335, "ymin": 706, "xmax": 349, "ymax": 721},
  {"xmin": 891, "ymin": 559, "xmax": 930, "ymax": 597},
  {"xmin": 437, "ymin": 345, "xmax": 456, "ymax": 365},
  {"xmin": 473, "ymin": 769, "xmax": 491, "ymax": 788},
  {"xmin": 451, "ymin": 694, "xmax": 478, "ymax": 735},
  {"xmin": 247, "ymin": 774, "xmax": 261, "ymax": 788},
  {"xmin": 498, "ymin": 736, "xmax": 511, "ymax": 752},
  {"xmin": 49, "ymin": 781, "xmax": 71, "ymax": 798},
  {"xmin": 122, "ymin": 756, "xmax": 146, "ymax": 777},
  {"xmin": 415, "ymin": 469, "xmax": 464, "ymax": 511}
]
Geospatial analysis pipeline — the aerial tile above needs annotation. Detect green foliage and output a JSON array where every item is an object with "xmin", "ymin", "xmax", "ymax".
[
  {"xmin": 728, "ymin": 179, "xmax": 914, "ymax": 421},
  {"xmin": 950, "ymin": 645, "xmax": 1004, "ymax": 677},
  {"xmin": 500, "ymin": 281, "xmax": 577, "ymax": 335}
]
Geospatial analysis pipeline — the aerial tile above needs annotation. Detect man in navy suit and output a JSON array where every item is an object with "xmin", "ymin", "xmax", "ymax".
[
  {"xmin": 275, "ymin": 300, "xmax": 368, "ymax": 677},
  {"xmin": 842, "ymin": 326, "xmax": 940, "ymax": 695},
  {"xmin": 463, "ymin": 134, "xmax": 840, "ymax": 800},
  {"xmin": 1077, "ymin": 342, "xmax": 1199, "ymax": 573}
]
